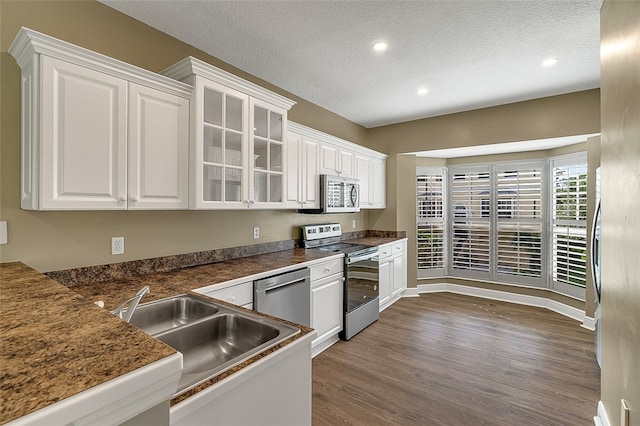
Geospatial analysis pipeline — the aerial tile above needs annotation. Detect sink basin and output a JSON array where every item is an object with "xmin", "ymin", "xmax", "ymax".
[
  {"xmin": 129, "ymin": 294, "xmax": 219, "ymax": 335},
  {"xmin": 129, "ymin": 293, "xmax": 300, "ymax": 396}
]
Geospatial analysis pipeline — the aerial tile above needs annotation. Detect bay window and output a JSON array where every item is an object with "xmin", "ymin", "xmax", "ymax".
[{"xmin": 416, "ymin": 155, "xmax": 587, "ymax": 299}]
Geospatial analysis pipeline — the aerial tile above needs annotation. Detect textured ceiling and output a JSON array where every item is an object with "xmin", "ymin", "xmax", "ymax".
[{"xmin": 101, "ymin": 0, "xmax": 602, "ymax": 129}]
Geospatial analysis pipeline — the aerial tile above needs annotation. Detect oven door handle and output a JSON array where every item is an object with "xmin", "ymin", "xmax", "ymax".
[{"xmin": 347, "ymin": 250, "xmax": 379, "ymax": 264}]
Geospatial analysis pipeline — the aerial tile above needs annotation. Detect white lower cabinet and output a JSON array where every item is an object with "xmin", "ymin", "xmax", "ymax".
[
  {"xmin": 195, "ymin": 280, "xmax": 253, "ymax": 309},
  {"xmin": 378, "ymin": 239, "xmax": 408, "ymax": 312},
  {"xmin": 309, "ymin": 258, "xmax": 344, "ymax": 357}
]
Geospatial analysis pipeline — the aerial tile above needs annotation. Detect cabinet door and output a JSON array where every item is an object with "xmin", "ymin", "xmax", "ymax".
[
  {"xmin": 319, "ymin": 142, "xmax": 339, "ymax": 176},
  {"xmin": 319, "ymin": 141, "xmax": 354, "ymax": 178},
  {"xmin": 372, "ymin": 158, "xmax": 386, "ymax": 208},
  {"xmin": 301, "ymin": 136, "xmax": 319, "ymax": 208},
  {"xmin": 338, "ymin": 147, "xmax": 355, "ymax": 178},
  {"xmin": 41, "ymin": 56, "xmax": 127, "ymax": 209},
  {"xmin": 285, "ymin": 131, "xmax": 302, "ymax": 207},
  {"xmin": 391, "ymin": 254, "xmax": 407, "ymax": 296},
  {"xmin": 128, "ymin": 83, "xmax": 189, "ymax": 210},
  {"xmin": 355, "ymin": 154, "xmax": 372, "ymax": 207},
  {"xmin": 378, "ymin": 259, "xmax": 392, "ymax": 309},
  {"xmin": 195, "ymin": 78, "xmax": 248, "ymax": 208},
  {"xmin": 311, "ymin": 275, "xmax": 343, "ymax": 344},
  {"xmin": 250, "ymin": 98, "xmax": 286, "ymax": 207}
]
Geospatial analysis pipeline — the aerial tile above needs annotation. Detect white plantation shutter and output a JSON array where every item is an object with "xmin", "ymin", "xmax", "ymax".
[
  {"xmin": 417, "ymin": 168, "xmax": 445, "ymax": 276},
  {"xmin": 551, "ymin": 155, "xmax": 587, "ymax": 298},
  {"xmin": 449, "ymin": 167, "xmax": 491, "ymax": 277},
  {"xmin": 495, "ymin": 164, "xmax": 544, "ymax": 283}
]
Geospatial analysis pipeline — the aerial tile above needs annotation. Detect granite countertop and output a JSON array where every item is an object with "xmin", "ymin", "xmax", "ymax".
[
  {"xmin": 0, "ymin": 262, "xmax": 176, "ymax": 424},
  {"xmin": 71, "ymin": 248, "xmax": 340, "ymax": 310},
  {"xmin": 347, "ymin": 236, "xmax": 407, "ymax": 247}
]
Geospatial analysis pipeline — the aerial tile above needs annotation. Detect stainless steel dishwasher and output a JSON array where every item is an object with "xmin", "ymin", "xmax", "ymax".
[{"xmin": 254, "ymin": 268, "xmax": 311, "ymax": 327}]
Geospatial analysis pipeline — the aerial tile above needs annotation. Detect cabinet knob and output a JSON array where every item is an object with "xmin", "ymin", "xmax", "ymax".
[
  {"xmin": 228, "ymin": 295, "xmax": 236, "ymax": 302},
  {"xmin": 130, "ymin": 196, "xmax": 138, "ymax": 203},
  {"xmin": 118, "ymin": 196, "xmax": 126, "ymax": 203},
  {"xmin": 324, "ymin": 268, "xmax": 331, "ymax": 273}
]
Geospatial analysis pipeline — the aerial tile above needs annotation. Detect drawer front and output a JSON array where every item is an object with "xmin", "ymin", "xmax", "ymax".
[
  {"xmin": 378, "ymin": 243, "xmax": 394, "ymax": 260},
  {"xmin": 310, "ymin": 258, "xmax": 344, "ymax": 282},
  {"xmin": 204, "ymin": 281, "xmax": 253, "ymax": 306},
  {"xmin": 392, "ymin": 240, "xmax": 406, "ymax": 255},
  {"xmin": 379, "ymin": 240, "xmax": 406, "ymax": 260}
]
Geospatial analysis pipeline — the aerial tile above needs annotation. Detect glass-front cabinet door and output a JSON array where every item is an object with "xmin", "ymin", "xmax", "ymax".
[
  {"xmin": 250, "ymin": 98, "xmax": 286, "ymax": 207},
  {"xmin": 197, "ymin": 79, "xmax": 248, "ymax": 208}
]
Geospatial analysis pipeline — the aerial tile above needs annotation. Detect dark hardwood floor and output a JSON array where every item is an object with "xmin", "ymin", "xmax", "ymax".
[{"xmin": 312, "ymin": 293, "xmax": 600, "ymax": 426}]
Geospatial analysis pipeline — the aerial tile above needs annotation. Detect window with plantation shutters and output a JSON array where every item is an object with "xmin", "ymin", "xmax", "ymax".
[
  {"xmin": 416, "ymin": 153, "xmax": 587, "ymax": 300},
  {"xmin": 449, "ymin": 167, "xmax": 491, "ymax": 276},
  {"xmin": 551, "ymin": 156, "xmax": 587, "ymax": 297},
  {"xmin": 495, "ymin": 165, "xmax": 544, "ymax": 282},
  {"xmin": 417, "ymin": 168, "xmax": 445, "ymax": 277}
]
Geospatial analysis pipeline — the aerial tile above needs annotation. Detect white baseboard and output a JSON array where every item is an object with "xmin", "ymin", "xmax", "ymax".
[
  {"xmin": 594, "ymin": 401, "xmax": 610, "ymax": 426},
  {"xmin": 582, "ymin": 315, "xmax": 596, "ymax": 331},
  {"xmin": 414, "ymin": 282, "xmax": 586, "ymax": 323},
  {"xmin": 402, "ymin": 287, "xmax": 421, "ymax": 297}
]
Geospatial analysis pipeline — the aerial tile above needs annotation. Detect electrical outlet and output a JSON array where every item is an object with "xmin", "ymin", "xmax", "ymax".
[
  {"xmin": 111, "ymin": 237, "xmax": 125, "ymax": 255},
  {"xmin": 0, "ymin": 221, "xmax": 7, "ymax": 244},
  {"xmin": 352, "ymin": 219, "xmax": 356, "ymax": 229},
  {"xmin": 253, "ymin": 227, "xmax": 260, "ymax": 239}
]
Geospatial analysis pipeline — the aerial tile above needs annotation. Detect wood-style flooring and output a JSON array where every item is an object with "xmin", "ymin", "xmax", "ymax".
[{"xmin": 312, "ymin": 293, "xmax": 600, "ymax": 426}]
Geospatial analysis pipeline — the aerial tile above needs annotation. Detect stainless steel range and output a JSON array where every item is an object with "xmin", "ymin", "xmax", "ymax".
[{"xmin": 301, "ymin": 223, "xmax": 379, "ymax": 340}]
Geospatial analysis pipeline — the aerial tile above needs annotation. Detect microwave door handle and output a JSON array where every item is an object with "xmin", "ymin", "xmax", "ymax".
[{"xmin": 350, "ymin": 185, "xmax": 358, "ymax": 206}]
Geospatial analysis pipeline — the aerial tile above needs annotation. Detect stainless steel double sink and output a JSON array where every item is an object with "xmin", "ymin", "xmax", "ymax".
[{"xmin": 127, "ymin": 293, "xmax": 300, "ymax": 396}]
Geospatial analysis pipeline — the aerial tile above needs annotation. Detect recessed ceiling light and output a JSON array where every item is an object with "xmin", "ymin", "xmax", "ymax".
[
  {"xmin": 417, "ymin": 87, "xmax": 428, "ymax": 96},
  {"xmin": 372, "ymin": 41, "xmax": 388, "ymax": 52},
  {"xmin": 541, "ymin": 57, "xmax": 559, "ymax": 67}
]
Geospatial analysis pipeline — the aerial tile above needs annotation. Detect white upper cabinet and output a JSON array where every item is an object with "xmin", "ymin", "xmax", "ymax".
[
  {"xmin": 250, "ymin": 98, "xmax": 287, "ymax": 206},
  {"xmin": 290, "ymin": 122, "xmax": 387, "ymax": 210},
  {"xmin": 128, "ymin": 83, "xmax": 189, "ymax": 210},
  {"xmin": 162, "ymin": 57, "xmax": 296, "ymax": 209},
  {"xmin": 356, "ymin": 154, "xmax": 386, "ymax": 209},
  {"xmin": 319, "ymin": 141, "xmax": 355, "ymax": 178},
  {"xmin": 371, "ymin": 158, "xmax": 386, "ymax": 208},
  {"xmin": 9, "ymin": 28, "xmax": 191, "ymax": 210},
  {"xmin": 40, "ymin": 57, "xmax": 127, "ymax": 210},
  {"xmin": 196, "ymin": 78, "xmax": 248, "ymax": 208},
  {"xmin": 286, "ymin": 123, "xmax": 320, "ymax": 209}
]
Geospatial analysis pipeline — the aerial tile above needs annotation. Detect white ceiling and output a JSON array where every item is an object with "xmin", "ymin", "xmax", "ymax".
[{"xmin": 101, "ymin": 0, "xmax": 602, "ymax": 129}]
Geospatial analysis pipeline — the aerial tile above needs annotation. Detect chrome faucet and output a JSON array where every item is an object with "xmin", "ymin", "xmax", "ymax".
[{"xmin": 111, "ymin": 286, "xmax": 150, "ymax": 323}]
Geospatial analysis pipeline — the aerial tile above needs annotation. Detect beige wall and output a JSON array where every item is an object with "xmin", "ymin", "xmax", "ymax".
[
  {"xmin": 600, "ymin": 1, "xmax": 640, "ymax": 424},
  {"xmin": 0, "ymin": 0, "xmax": 368, "ymax": 272}
]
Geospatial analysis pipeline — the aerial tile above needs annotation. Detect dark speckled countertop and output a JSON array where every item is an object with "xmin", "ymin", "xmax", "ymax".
[
  {"xmin": 72, "ymin": 248, "xmax": 341, "ymax": 310},
  {"xmin": 0, "ymin": 262, "xmax": 176, "ymax": 424}
]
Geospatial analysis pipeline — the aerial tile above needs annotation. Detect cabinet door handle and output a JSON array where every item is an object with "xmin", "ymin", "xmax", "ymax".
[
  {"xmin": 118, "ymin": 196, "xmax": 126, "ymax": 203},
  {"xmin": 130, "ymin": 196, "xmax": 138, "ymax": 203}
]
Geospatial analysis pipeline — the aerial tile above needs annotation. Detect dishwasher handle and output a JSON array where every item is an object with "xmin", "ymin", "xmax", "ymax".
[{"xmin": 254, "ymin": 268, "xmax": 310, "ymax": 293}]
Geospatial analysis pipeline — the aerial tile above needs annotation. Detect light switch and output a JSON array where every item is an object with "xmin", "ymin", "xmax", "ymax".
[{"xmin": 0, "ymin": 221, "xmax": 7, "ymax": 244}]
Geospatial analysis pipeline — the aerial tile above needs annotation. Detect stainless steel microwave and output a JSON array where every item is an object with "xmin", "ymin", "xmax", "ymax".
[{"xmin": 320, "ymin": 174, "xmax": 360, "ymax": 213}]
